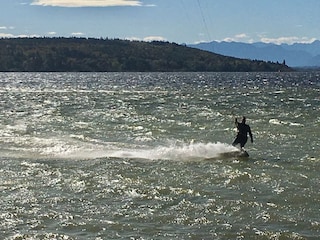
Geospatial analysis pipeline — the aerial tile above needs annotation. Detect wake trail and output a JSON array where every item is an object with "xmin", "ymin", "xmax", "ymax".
[
  {"xmin": 0, "ymin": 130, "xmax": 239, "ymax": 161},
  {"xmin": 92, "ymin": 141, "xmax": 239, "ymax": 161}
]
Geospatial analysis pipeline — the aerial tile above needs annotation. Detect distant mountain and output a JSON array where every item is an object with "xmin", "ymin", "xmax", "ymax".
[
  {"xmin": 189, "ymin": 40, "xmax": 320, "ymax": 67},
  {"xmin": 0, "ymin": 38, "xmax": 291, "ymax": 72}
]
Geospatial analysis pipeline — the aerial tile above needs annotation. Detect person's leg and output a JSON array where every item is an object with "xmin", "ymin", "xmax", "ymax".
[
  {"xmin": 232, "ymin": 136, "xmax": 240, "ymax": 146},
  {"xmin": 240, "ymin": 137, "xmax": 248, "ymax": 149}
]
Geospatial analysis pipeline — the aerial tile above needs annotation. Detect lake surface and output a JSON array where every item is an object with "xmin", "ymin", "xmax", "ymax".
[{"xmin": 0, "ymin": 72, "xmax": 319, "ymax": 239}]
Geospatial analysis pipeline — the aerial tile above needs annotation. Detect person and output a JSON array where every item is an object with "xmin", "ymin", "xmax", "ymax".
[{"xmin": 232, "ymin": 116, "xmax": 253, "ymax": 150}]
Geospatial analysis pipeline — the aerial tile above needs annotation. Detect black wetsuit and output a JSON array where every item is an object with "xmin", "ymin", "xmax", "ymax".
[{"xmin": 232, "ymin": 121, "xmax": 253, "ymax": 148}]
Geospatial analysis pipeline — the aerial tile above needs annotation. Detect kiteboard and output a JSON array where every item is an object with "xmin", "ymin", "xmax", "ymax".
[
  {"xmin": 204, "ymin": 149, "xmax": 249, "ymax": 161},
  {"xmin": 218, "ymin": 149, "xmax": 249, "ymax": 158}
]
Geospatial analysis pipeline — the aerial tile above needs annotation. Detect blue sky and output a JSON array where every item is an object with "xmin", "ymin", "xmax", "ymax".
[{"xmin": 1, "ymin": 0, "xmax": 320, "ymax": 45}]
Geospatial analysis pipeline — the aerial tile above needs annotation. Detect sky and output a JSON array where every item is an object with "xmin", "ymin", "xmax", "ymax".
[{"xmin": 1, "ymin": 0, "xmax": 320, "ymax": 45}]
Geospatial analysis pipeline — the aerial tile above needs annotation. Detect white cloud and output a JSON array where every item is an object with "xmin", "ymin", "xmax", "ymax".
[
  {"xmin": 143, "ymin": 36, "xmax": 167, "ymax": 42},
  {"xmin": 222, "ymin": 37, "xmax": 234, "ymax": 42},
  {"xmin": 219, "ymin": 33, "xmax": 317, "ymax": 45},
  {"xmin": 47, "ymin": 31, "xmax": 57, "ymax": 35},
  {"xmin": 0, "ymin": 33, "xmax": 14, "ymax": 38},
  {"xmin": 0, "ymin": 26, "xmax": 15, "ymax": 30},
  {"xmin": 71, "ymin": 32, "xmax": 84, "ymax": 36},
  {"xmin": 0, "ymin": 33, "xmax": 39, "ymax": 38},
  {"xmin": 31, "ymin": 0, "xmax": 143, "ymax": 7},
  {"xmin": 234, "ymin": 33, "xmax": 248, "ymax": 39},
  {"xmin": 260, "ymin": 36, "xmax": 317, "ymax": 45},
  {"xmin": 221, "ymin": 33, "xmax": 254, "ymax": 43},
  {"xmin": 125, "ymin": 37, "xmax": 141, "ymax": 41},
  {"xmin": 126, "ymin": 36, "xmax": 167, "ymax": 42}
]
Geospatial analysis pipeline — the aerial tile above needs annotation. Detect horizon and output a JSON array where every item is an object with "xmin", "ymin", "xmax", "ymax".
[
  {"xmin": 0, "ymin": 36, "xmax": 319, "ymax": 47},
  {"xmin": 1, "ymin": 0, "xmax": 319, "ymax": 45}
]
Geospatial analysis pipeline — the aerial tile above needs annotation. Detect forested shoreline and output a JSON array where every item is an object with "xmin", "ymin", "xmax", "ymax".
[{"xmin": 0, "ymin": 38, "xmax": 291, "ymax": 72}]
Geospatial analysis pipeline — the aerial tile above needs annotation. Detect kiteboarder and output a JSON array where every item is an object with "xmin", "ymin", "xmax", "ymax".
[{"xmin": 232, "ymin": 117, "xmax": 253, "ymax": 150}]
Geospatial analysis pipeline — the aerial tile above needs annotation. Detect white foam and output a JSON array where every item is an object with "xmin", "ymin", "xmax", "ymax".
[
  {"xmin": 269, "ymin": 119, "xmax": 283, "ymax": 125},
  {"xmin": 1, "ymin": 130, "xmax": 239, "ymax": 161},
  {"xmin": 269, "ymin": 119, "xmax": 304, "ymax": 127},
  {"xmin": 105, "ymin": 142, "xmax": 238, "ymax": 161}
]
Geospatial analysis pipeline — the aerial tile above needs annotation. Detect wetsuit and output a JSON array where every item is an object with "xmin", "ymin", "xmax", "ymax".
[{"xmin": 232, "ymin": 120, "xmax": 253, "ymax": 149}]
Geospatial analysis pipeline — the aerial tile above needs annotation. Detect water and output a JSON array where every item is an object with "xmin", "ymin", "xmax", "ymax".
[{"xmin": 0, "ymin": 72, "xmax": 319, "ymax": 239}]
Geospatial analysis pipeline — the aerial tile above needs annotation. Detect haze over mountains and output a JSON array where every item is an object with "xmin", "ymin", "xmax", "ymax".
[{"xmin": 189, "ymin": 40, "xmax": 320, "ymax": 67}]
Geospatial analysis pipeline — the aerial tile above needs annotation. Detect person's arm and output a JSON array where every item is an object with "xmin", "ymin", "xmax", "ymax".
[{"xmin": 249, "ymin": 127, "xmax": 253, "ymax": 143}]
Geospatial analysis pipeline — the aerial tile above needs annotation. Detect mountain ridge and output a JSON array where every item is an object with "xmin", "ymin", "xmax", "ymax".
[{"xmin": 189, "ymin": 40, "xmax": 320, "ymax": 67}]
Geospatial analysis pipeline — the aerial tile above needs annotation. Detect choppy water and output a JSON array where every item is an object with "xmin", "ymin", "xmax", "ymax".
[{"xmin": 0, "ymin": 72, "xmax": 319, "ymax": 239}]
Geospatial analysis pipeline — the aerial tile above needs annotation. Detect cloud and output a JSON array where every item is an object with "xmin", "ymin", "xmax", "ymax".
[
  {"xmin": 0, "ymin": 33, "xmax": 14, "ymax": 38},
  {"xmin": 260, "ymin": 36, "xmax": 317, "ymax": 45},
  {"xmin": 126, "ymin": 36, "xmax": 168, "ymax": 42},
  {"xmin": 30, "ymin": 0, "xmax": 143, "ymax": 7},
  {"xmin": 0, "ymin": 33, "xmax": 39, "ymax": 38},
  {"xmin": 222, "ymin": 33, "xmax": 253, "ymax": 43},
  {"xmin": 220, "ymin": 33, "xmax": 317, "ymax": 45},
  {"xmin": 234, "ymin": 33, "xmax": 248, "ymax": 39},
  {"xmin": 143, "ymin": 36, "xmax": 167, "ymax": 42},
  {"xmin": 0, "ymin": 26, "xmax": 15, "ymax": 30},
  {"xmin": 47, "ymin": 31, "xmax": 57, "ymax": 35},
  {"xmin": 71, "ymin": 32, "xmax": 84, "ymax": 36}
]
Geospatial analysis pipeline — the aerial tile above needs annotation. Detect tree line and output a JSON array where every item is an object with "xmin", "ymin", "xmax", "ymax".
[{"xmin": 0, "ymin": 37, "xmax": 292, "ymax": 72}]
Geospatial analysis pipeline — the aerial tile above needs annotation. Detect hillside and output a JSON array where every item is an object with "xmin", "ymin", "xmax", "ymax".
[
  {"xmin": 189, "ymin": 40, "xmax": 320, "ymax": 67},
  {"xmin": 0, "ymin": 38, "xmax": 291, "ymax": 72}
]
